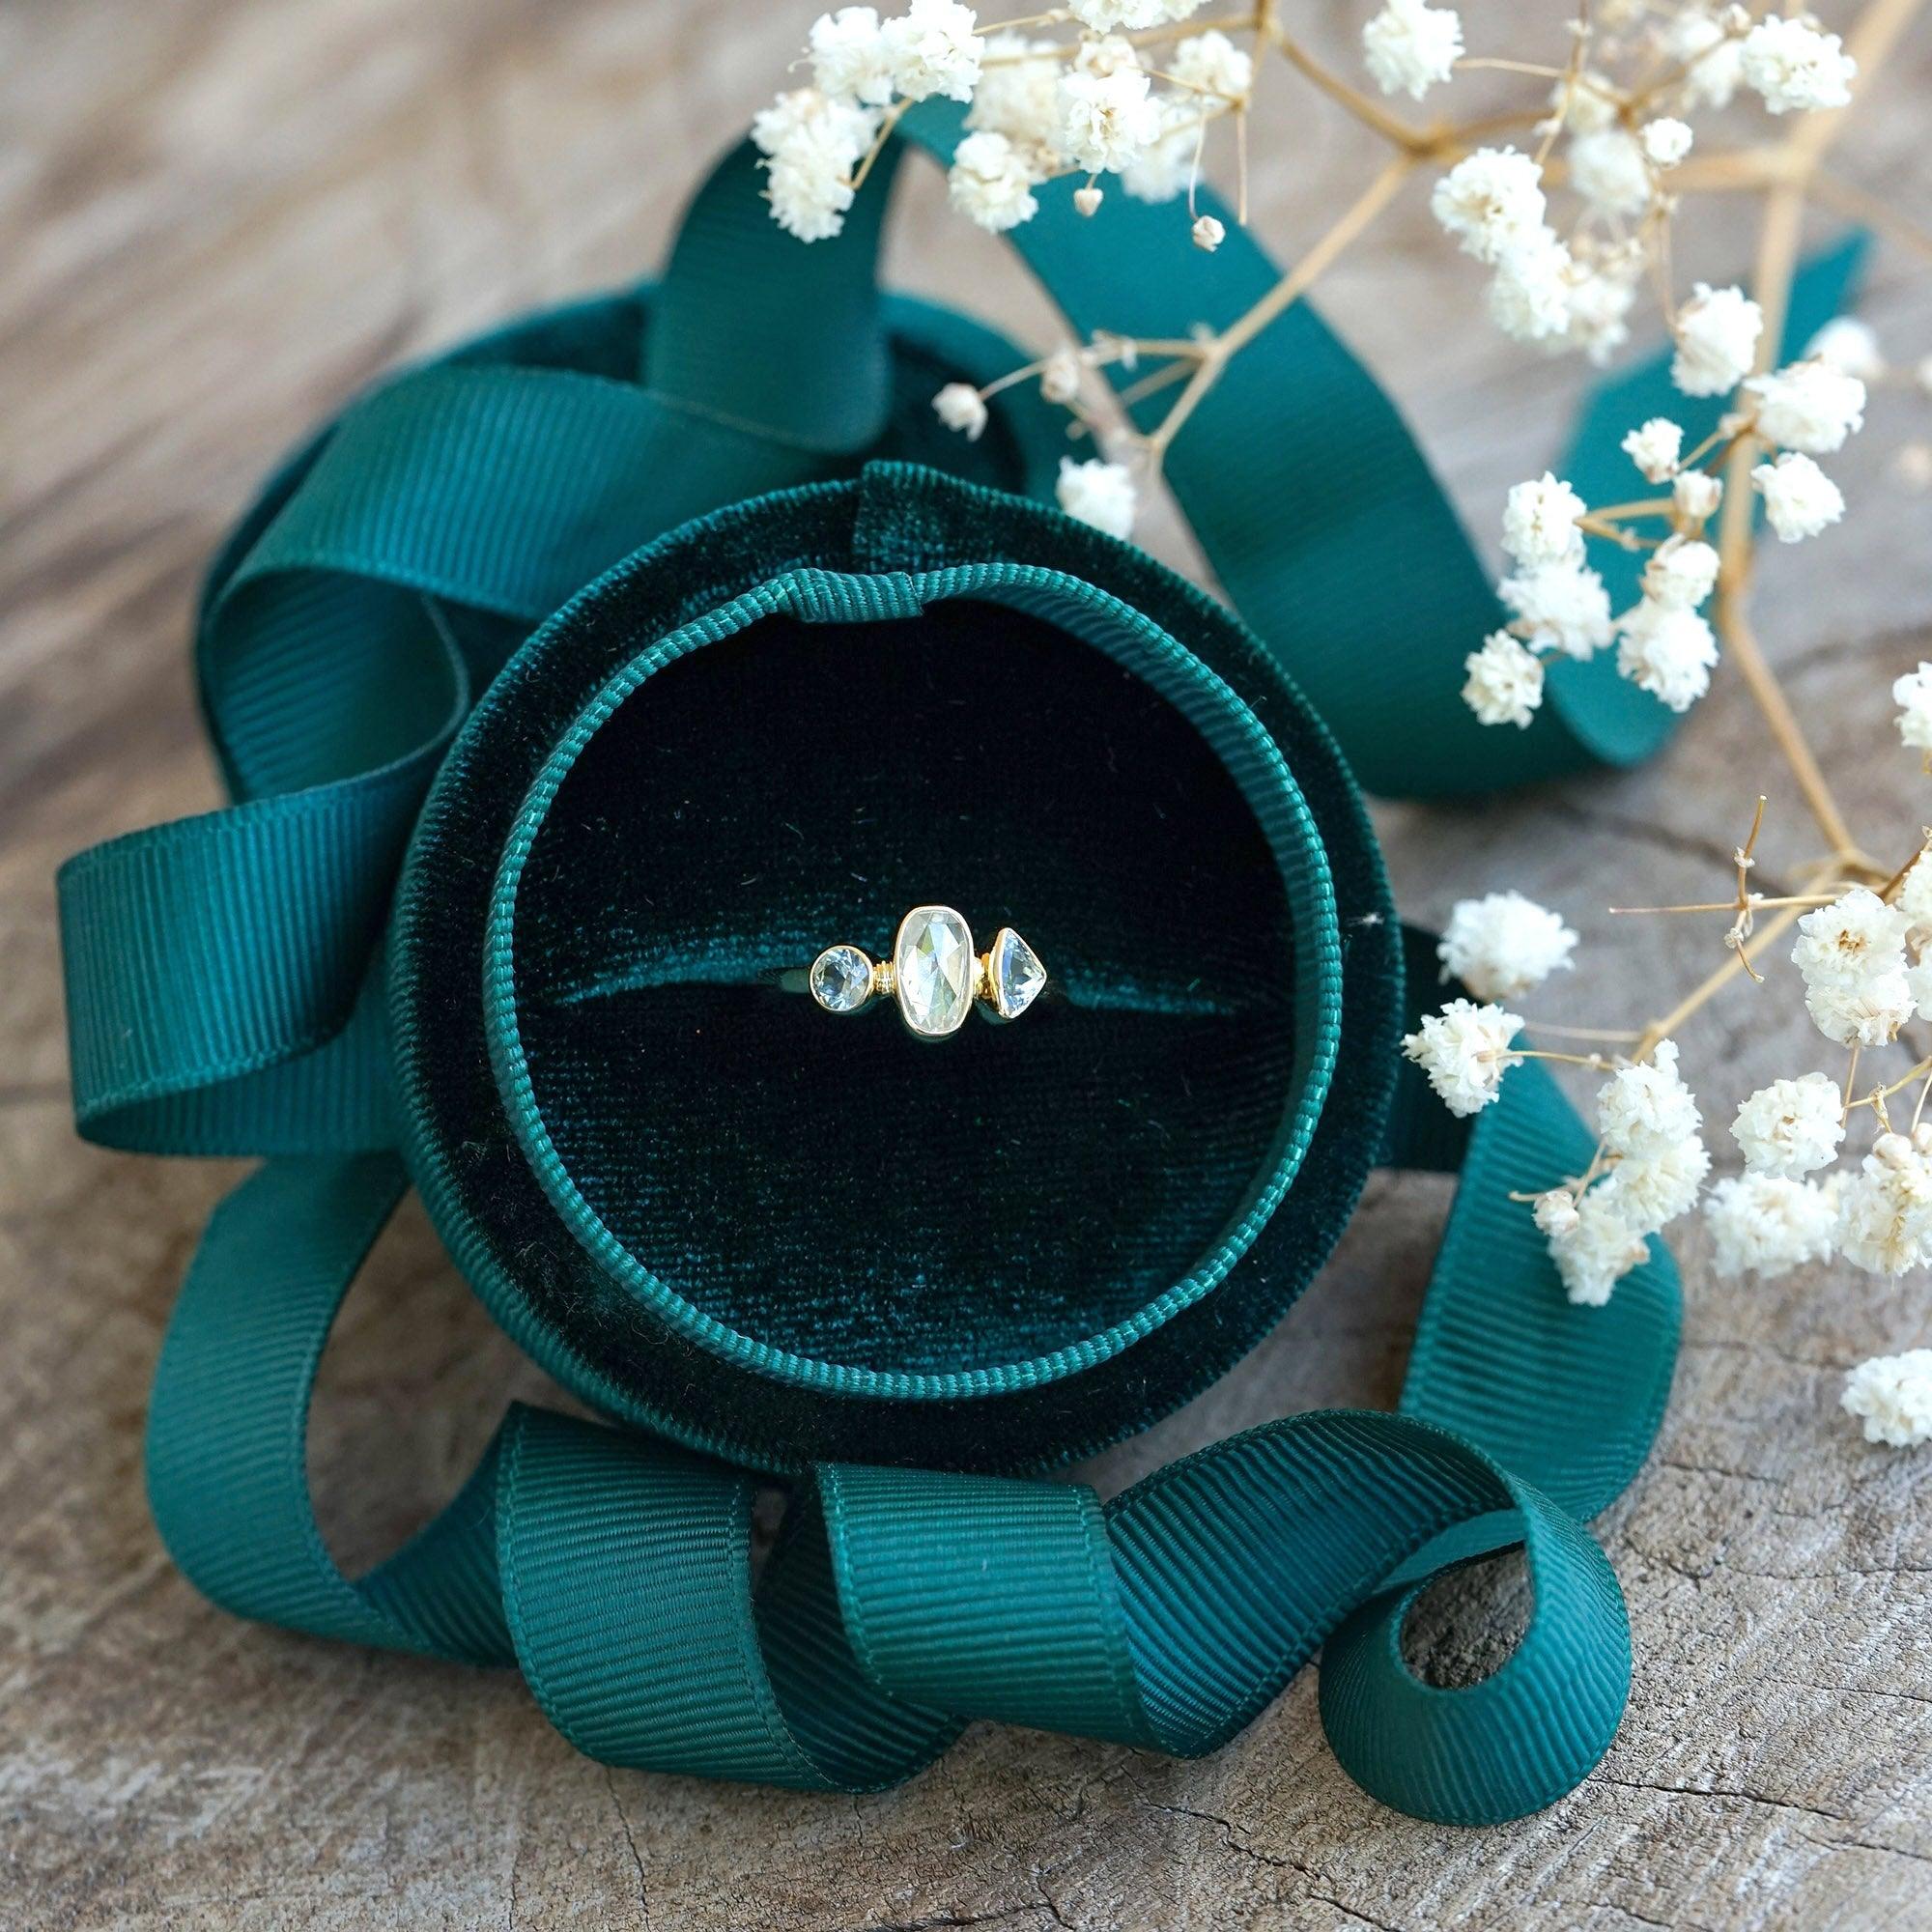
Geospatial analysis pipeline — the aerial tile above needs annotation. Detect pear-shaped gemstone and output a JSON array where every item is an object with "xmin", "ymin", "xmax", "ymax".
[
  {"xmin": 895, "ymin": 905, "xmax": 975, "ymax": 1037},
  {"xmin": 989, "ymin": 926, "xmax": 1046, "ymax": 1020}
]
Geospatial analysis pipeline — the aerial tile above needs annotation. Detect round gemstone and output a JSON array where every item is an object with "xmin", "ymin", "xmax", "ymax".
[
  {"xmin": 810, "ymin": 944, "xmax": 875, "ymax": 1013},
  {"xmin": 894, "ymin": 905, "xmax": 975, "ymax": 1037},
  {"xmin": 990, "ymin": 927, "xmax": 1046, "ymax": 1020}
]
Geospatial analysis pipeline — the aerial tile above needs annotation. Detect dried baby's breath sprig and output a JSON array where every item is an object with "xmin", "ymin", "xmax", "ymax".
[{"xmin": 760, "ymin": 1, "xmax": 1932, "ymax": 1441}]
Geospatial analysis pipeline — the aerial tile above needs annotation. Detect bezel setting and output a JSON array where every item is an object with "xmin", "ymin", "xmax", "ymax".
[
  {"xmin": 986, "ymin": 925, "xmax": 1047, "ymax": 1022},
  {"xmin": 893, "ymin": 904, "xmax": 978, "ymax": 1040}
]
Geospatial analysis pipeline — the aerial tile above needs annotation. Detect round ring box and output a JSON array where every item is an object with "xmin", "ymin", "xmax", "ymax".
[{"xmin": 392, "ymin": 461, "xmax": 1400, "ymax": 1475}]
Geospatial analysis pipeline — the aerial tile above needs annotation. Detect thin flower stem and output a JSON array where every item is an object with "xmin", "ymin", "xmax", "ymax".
[
  {"xmin": 1146, "ymin": 154, "xmax": 1415, "ymax": 458},
  {"xmin": 1631, "ymin": 887, "xmax": 1816, "ymax": 1063},
  {"xmin": 1609, "ymin": 894, "xmax": 1842, "ymax": 915},
  {"xmin": 1519, "ymin": 1019, "xmax": 1646, "ymax": 1042},
  {"xmin": 1508, "ymin": 1048, "xmax": 1615, "ymax": 1069},
  {"xmin": 1113, "ymin": 356, "xmax": 1202, "ymax": 409},
  {"xmin": 972, "ymin": 10, "xmax": 1070, "ymax": 34},
  {"xmin": 1589, "ymin": 497, "xmax": 1678, "ymax": 523},
  {"xmin": 845, "ymin": 100, "xmax": 910, "ymax": 193},
  {"xmin": 1912, "ymin": 1066, "xmax": 1932, "ymax": 1132},
  {"xmin": 1703, "ymin": 0, "xmax": 1926, "ymax": 863},
  {"xmin": 1455, "ymin": 56, "xmax": 1572, "ymax": 80},
  {"xmin": 1264, "ymin": 18, "xmax": 1425, "ymax": 151},
  {"xmin": 1577, "ymin": 516, "xmax": 1654, "ymax": 550},
  {"xmin": 1725, "ymin": 792, "xmax": 1771, "ymax": 980},
  {"xmin": 1846, "ymin": 1055, "xmax": 1932, "ymax": 1113},
  {"xmin": 1214, "ymin": 153, "xmax": 1415, "ymax": 358},
  {"xmin": 1236, "ymin": 103, "xmax": 1249, "ymax": 225},
  {"xmin": 1711, "ymin": 586, "xmax": 1862, "ymax": 864}
]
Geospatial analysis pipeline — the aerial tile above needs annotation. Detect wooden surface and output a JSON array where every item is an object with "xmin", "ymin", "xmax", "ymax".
[{"xmin": 6, "ymin": 3, "xmax": 1932, "ymax": 1926}]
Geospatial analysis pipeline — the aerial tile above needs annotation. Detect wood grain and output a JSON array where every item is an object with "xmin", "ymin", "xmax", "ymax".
[{"xmin": 5, "ymin": 3, "xmax": 1932, "ymax": 1926}]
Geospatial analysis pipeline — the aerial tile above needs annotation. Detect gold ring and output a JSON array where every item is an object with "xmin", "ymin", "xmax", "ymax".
[{"xmin": 792, "ymin": 904, "xmax": 1047, "ymax": 1039}]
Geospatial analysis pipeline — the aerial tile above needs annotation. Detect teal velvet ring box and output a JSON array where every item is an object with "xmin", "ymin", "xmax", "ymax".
[{"xmin": 393, "ymin": 463, "xmax": 1403, "ymax": 1475}]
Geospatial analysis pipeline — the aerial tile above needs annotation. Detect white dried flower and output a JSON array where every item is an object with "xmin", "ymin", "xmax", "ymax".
[
  {"xmin": 1741, "ymin": 14, "xmax": 1857, "ymax": 115},
  {"xmin": 1402, "ymin": 999, "xmax": 1525, "ymax": 1117},
  {"xmin": 1616, "ymin": 599, "xmax": 1718, "ymax": 711},
  {"xmin": 1793, "ymin": 886, "xmax": 1914, "ymax": 1047},
  {"xmin": 1607, "ymin": 1134, "xmax": 1711, "ymax": 1233},
  {"xmin": 1836, "ymin": 1132, "xmax": 1932, "ymax": 1277},
  {"xmin": 1191, "ymin": 213, "xmax": 1226, "ymax": 252},
  {"xmin": 967, "ymin": 35, "xmax": 1063, "ymax": 144},
  {"xmin": 1072, "ymin": 33, "xmax": 1143, "ymax": 78},
  {"xmin": 1120, "ymin": 115, "xmax": 1197, "ymax": 203},
  {"xmin": 1501, "ymin": 472, "xmax": 1588, "ymax": 569},
  {"xmin": 1058, "ymin": 64, "xmax": 1164, "ymax": 172},
  {"xmin": 1489, "ymin": 232, "xmax": 1576, "ymax": 345},
  {"xmin": 1744, "ymin": 358, "xmax": 1866, "ymax": 454},
  {"xmin": 809, "ymin": 8, "xmax": 897, "ymax": 105},
  {"xmin": 1172, "ymin": 30, "xmax": 1251, "ymax": 99},
  {"xmin": 1361, "ymin": 0, "xmax": 1463, "ymax": 100},
  {"xmin": 947, "ymin": 130, "xmax": 1040, "ymax": 231},
  {"xmin": 931, "ymin": 382, "xmax": 988, "ymax": 439},
  {"xmin": 1437, "ymin": 891, "xmax": 1578, "ymax": 1001},
  {"xmin": 1894, "ymin": 664, "xmax": 1932, "ymax": 756},
  {"xmin": 1732, "ymin": 1072, "xmax": 1846, "ymax": 1178},
  {"xmin": 884, "ymin": 0, "xmax": 982, "ymax": 101},
  {"xmin": 1549, "ymin": 71, "xmax": 1619, "ymax": 134},
  {"xmin": 1896, "ymin": 851, "xmax": 1932, "ymax": 939},
  {"xmin": 1842, "ymin": 1350, "xmax": 1932, "ymax": 1447},
  {"xmin": 1055, "ymin": 456, "xmax": 1137, "ymax": 538},
  {"xmin": 1623, "ymin": 417, "xmax": 1685, "ymax": 484},
  {"xmin": 1039, "ymin": 348, "xmax": 1083, "ymax": 405},
  {"xmin": 1640, "ymin": 117, "xmax": 1694, "ymax": 168},
  {"xmin": 1500, "ymin": 558, "xmax": 1613, "ymax": 660},
  {"xmin": 754, "ymin": 90, "xmax": 880, "ymax": 242},
  {"xmin": 1431, "ymin": 149, "xmax": 1548, "ymax": 265},
  {"xmin": 1805, "ymin": 316, "xmax": 1885, "ymax": 382},
  {"xmin": 1570, "ymin": 128, "xmax": 1651, "ymax": 218},
  {"xmin": 1555, "ymin": 252, "xmax": 1640, "ymax": 366},
  {"xmin": 1068, "ymin": 0, "xmax": 1167, "ymax": 28},
  {"xmin": 1806, "ymin": 978, "xmax": 1917, "ymax": 1050},
  {"xmin": 1705, "ymin": 1174, "xmax": 1837, "ymax": 1279},
  {"xmin": 1550, "ymin": 1186, "xmax": 1651, "ymax": 1306},
  {"xmin": 1666, "ymin": 5, "xmax": 1747, "ymax": 109},
  {"xmin": 1672, "ymin": 284, "xmax": 1764, "ymax": 398},
  {"xmin": 1794, "ymin": 885, "xmax": 1911, "ymax": 990},
  {"xmin": 1533, "ymin": 1187, "xmax": 1581, "ymax": 1239},
  {"xmin": 1673, "ymin": 469, "xmax": 1723, "ymax": 522},
  {"xmin": 1073, "ymin": 184, "xmax": 1104, "ymax": 216},
  {"xmin": 1462, "ymin": 631, "xmax": 1546, "ymax": 727},
  {"xmin": 1751, "ymin": 451, "xmax": 1844, "ymax": 543},
  {"xmin": 1642, "ymin": 534, "xmax": 1720, "ymax": 611},
  {"xmin": 1598, "ymin": 1039, "xmax": 1700, "ymax": 1158}
]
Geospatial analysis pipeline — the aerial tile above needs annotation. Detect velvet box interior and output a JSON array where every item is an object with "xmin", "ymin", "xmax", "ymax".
[{"xmin": 393, "ymin": 465, "xmax": 1403, "ymax": 1473}]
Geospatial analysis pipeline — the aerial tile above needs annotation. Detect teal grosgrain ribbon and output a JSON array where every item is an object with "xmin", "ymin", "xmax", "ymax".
[
  {"xmin": 59, "ymin": 120, "xmax": 1793, "ymax": 1821},
  {"xmin": 146, "ymin": 961, "xmax": 1677, "ymax": 1824}
]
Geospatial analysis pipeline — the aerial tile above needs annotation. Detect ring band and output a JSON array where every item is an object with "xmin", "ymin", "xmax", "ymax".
[{"xmin": 790, "ymin": 904, "xmax": 1047, "ymax": 1039}]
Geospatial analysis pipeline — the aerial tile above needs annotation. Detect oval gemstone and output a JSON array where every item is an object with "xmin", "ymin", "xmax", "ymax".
[
  {"xmin": 894, "ymin": 905, "xmax": 975, "ymax": 1037},
  {"xmin": 810, "ymin": 943, "xmax": 875, "ymax": 1013}
]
